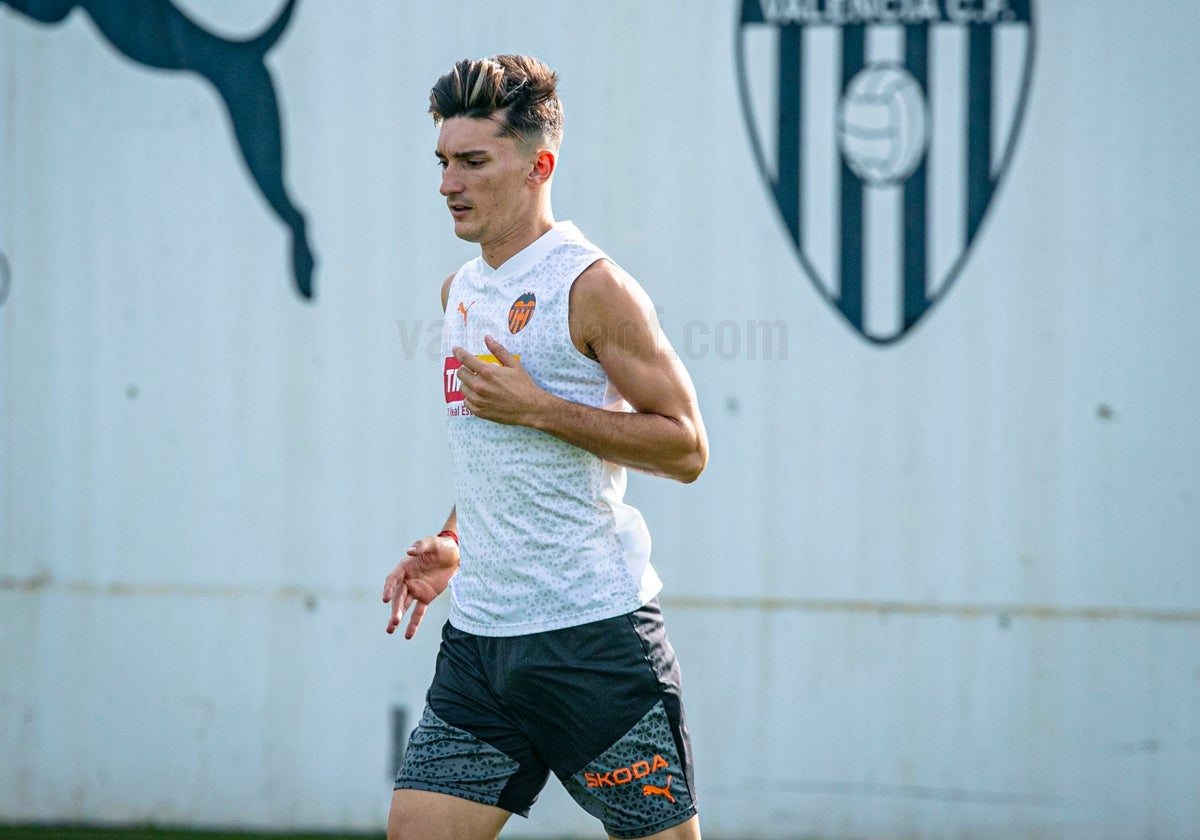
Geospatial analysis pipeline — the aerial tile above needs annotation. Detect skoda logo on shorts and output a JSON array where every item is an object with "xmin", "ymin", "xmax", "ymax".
[{"xmin": 735, "ymin": 0, "xmax": 1036, "ymax": 344}]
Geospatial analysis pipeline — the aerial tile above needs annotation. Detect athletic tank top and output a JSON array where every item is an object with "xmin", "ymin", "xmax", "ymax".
[{"xmin": 441, "ymin": 221, "xmax": 660, "ymax": 636}]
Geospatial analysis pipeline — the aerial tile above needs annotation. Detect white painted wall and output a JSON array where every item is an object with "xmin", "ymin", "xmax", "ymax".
[{"xmin": 2, "ymin": 2, "xmax": 1197, "ymax": 838}]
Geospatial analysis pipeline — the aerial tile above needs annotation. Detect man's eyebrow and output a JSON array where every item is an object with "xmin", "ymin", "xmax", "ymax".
[{"xmin": 435, "ymin": 149, "xmax": 490, "ymax": 160}]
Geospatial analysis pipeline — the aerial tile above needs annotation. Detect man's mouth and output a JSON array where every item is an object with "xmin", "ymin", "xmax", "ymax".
[{"xmin": 448, "ymin": 201, "xmax": 471, "ymax": 217}]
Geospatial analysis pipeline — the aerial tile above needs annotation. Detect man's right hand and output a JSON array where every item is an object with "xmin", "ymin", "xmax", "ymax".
[{"xmin": 382, "ymin": 533, "xmax": 460, "ymax": 639}]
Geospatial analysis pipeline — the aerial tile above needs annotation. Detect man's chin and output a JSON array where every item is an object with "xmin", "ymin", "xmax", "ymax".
[{"xmin": 452, "ymin": 221, "xmax": 482, "ymax": 243}]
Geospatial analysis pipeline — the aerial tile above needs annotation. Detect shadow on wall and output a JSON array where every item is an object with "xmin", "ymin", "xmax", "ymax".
[{"xmin": 0, "ymin": 252, "xmax": 10, "ymax": 307}]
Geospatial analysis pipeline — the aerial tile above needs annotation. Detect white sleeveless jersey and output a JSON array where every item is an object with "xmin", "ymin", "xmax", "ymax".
[{"xmin": 441, "ymin": 221, "xmax": 660, "ymax": 636}]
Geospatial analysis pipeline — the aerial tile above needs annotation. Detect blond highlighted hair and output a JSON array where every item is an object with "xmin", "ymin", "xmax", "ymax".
[{"xmin": 429, "ymin": 55, "xmax": 563, "ymax": 151}]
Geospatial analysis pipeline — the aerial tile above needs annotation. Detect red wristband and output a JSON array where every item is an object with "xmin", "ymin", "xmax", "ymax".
[{"xmin": 437, "ymin": 529, "xmax": 458, "ymax": 546}]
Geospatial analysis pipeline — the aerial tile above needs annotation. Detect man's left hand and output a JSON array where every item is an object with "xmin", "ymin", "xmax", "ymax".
[{"xmin": 453, "ymin": 335, "xmax": 549, "ymax": 426}]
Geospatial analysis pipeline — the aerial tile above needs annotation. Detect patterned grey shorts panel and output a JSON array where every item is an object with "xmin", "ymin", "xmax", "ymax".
[
  {"xmin": 394, "ymin": 705, "xmax": 523, "ymax": 812},
  {"xmin": 561, "ymin": 699, "xmax": 697, "ymax": 838}
]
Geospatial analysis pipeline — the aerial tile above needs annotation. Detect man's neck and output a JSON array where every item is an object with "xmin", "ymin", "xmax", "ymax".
[{"xmin": 480, "ymin": 212, "xmax": 555, "ymax": 269}]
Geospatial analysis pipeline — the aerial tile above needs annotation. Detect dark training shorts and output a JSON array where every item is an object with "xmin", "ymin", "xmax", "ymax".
[{"xmin": 394, "ymin": 598, "xmax": 697, "ymax": 838}]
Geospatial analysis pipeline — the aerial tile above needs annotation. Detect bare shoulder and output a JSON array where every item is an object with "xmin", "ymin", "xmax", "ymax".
[
  {"xmin": 569, "ymin": 259, "xmax": 658, "ymax": 356},
  {"xmin": 570, "ymin": 258, "xmax": 653, "ymax": 316},
  {"xmin": 440, "ymin": 272, "xmax": 457, "ymax": 312}
]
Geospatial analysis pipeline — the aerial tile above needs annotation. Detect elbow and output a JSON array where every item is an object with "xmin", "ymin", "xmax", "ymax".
[
  {"xmin": 671, "ymin": 430, "xmax": 709, "ymax": 484},
  {"xmin": 675, "ymin": 459, "xmax": 705, "ymax": 484}
]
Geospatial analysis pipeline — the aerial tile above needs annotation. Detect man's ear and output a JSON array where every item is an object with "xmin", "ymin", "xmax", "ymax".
[{"xmin": 529, "ymin": 149, "xmax": 556, "ymax": 185}]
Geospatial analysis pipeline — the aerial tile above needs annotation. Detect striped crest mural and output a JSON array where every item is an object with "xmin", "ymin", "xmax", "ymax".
[{"xmin": 736, "ymin": 0, "xmax": 1036, "ymax": 344}]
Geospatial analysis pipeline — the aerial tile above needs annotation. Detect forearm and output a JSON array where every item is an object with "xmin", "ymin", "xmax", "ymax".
[{"xmin": 527, "ymin": 394, "xmax": 707, "ymax": 483}]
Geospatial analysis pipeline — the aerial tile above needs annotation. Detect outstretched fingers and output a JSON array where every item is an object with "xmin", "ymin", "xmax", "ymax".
[
  {"xmin": 384, "ymin": 576, "xmax": 409, "ymax": 635},
  {"xmin": 405, "ymin": 601, "xmax": 428, "ymax": 640}
]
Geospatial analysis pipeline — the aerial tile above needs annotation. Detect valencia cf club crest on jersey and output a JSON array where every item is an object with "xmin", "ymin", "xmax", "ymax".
[
  {"xmin": 508, "ymin": 292, "xmax": 536, "ymax": 334},
  {"xmin": 736, "ymin": 0, "xmax": 1036, "ymax": 344}
]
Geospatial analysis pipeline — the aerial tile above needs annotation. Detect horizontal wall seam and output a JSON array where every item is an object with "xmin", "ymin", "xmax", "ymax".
[
  {"xmin": 661, "ymin": 595, "xmax": 1200, "ymax": 624},
  {"xmin": 2, "ymin": 576, "xmax": 1197, "ymax": 624}
]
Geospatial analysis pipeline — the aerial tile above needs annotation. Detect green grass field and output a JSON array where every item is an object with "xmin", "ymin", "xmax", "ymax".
[{"xmin": 0, "ymin": 829, "xmax": 382, "ymax": 840}]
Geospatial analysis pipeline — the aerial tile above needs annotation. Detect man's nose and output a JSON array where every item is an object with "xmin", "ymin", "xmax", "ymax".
[{"xmin": 440, "ymin": 169, "xmax": 461, "ymax": 196}]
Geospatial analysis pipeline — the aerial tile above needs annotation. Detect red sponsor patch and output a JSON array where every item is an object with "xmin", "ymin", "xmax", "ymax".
[{"xmin": 443, "ymin": 356, "xmax": 463, "ymax": 403}]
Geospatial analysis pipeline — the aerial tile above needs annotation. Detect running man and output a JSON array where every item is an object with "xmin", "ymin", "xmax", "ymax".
[{"xmin": 382, "ymin": 55, "xmax": 709, "ymax": 840}]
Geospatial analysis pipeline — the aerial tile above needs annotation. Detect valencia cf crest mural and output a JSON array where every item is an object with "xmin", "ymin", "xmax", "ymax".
[{"xmin": 736, "ymin": 0, "xmax": 1036, "ymax": 344}]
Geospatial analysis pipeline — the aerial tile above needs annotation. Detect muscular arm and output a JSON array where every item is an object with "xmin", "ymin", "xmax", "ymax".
[{"xmin": 453, "ymin": 260, "xmax": 708, "ymax": 483}]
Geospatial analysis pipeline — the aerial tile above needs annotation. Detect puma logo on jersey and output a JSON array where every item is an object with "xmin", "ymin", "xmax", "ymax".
[{"xmin": 457, "ymin": 300, "xmax": 475, "ymax": 325}]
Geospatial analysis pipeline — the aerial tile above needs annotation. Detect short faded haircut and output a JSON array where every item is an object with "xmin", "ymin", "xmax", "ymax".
[{"xmin": 429, "ymin": 55, "xmax": 564, "ymax": 151}]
